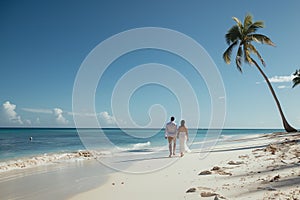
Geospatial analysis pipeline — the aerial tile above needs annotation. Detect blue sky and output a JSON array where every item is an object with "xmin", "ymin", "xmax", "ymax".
[{"xmin": 1, "ymin": 0, "xmax": 300, "ymax": 128}]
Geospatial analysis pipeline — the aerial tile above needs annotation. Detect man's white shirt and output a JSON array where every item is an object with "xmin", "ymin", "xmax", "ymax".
[{"xmin": 165, "ymin": 121, "xmax": 177, "ymax": 138}]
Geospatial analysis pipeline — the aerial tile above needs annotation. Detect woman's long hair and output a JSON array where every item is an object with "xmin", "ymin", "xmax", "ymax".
[{"xmin": 180, "ymin": 120, "xmax": 185, "ymax": 127}]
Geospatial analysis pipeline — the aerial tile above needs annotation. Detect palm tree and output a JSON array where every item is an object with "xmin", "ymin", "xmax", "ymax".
[
  {"xmin": 223, "ymin": 14, "xmax": 297, "ymax": 132},
  {"xmin": 292, "ymin": 69, "xmax": 300, "ymax": 88}
]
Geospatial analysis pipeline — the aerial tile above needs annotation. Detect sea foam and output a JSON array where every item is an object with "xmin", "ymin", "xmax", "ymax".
[{"xmin": 0, "ymin": 150, "xmax": 105, "ymax": 173}]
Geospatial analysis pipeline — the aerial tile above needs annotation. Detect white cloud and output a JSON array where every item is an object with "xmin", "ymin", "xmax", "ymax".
[
  {"xmin": 99, "ymin": 111, "xmax": 117, "ymax": 125},
  {"xmin": 25, "ymin": 119, "xmax": 32, "ymax": 125},
  {"xmin": 1, "ymin": 101, "xmax": 23, "ymax": 125},
  {"xmin": 67, "ymin": 111, "xmax": 97, "ymax": 117},
  {"xmin": 278, "ymin": 85, "xmax": 288, "ymax": 89},
  {"xmin": 68, "ymin": 111, "xmax": 128, "ymax": 127},
  {"xmin": 53, "ymin": 108, "xmax": 68, "ymax": 125},
  {"xmin": 268, "ymin": 75, "xmax": 294, "ymax": 83},
  {"xmin": 22, "ymin": 108, "xmax": 52, "ymax": 114},
  {"xmin": 1, "ymin": 102, "xmax": 73, "ymax": 127}
]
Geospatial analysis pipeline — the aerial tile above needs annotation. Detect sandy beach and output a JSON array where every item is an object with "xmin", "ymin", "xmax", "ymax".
[
  {"xmin": 70, "ymin": 132, "xmax": 300, "ymax": 200},
  {"xmin": 2, "ymin": 1, "xmax": 300, "ymax": 200}
]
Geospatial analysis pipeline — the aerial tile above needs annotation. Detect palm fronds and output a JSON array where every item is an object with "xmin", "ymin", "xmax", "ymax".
[
  {"xmin": 223, "ymin": 13, "xmax": 274, "ymax": 69},
  {"xmin": 225, "ymin": 25, "xmax": 241, "ymax": 45},
  {"xmin": 292, "ymin": 69, "xmax": 300, "ymax": 88},
  {"xmin": 223, "ymin": 40, "xmax": 238, "ymax": 64},
  {"xmin": 249, "ymin": 34, "xmax": 275, "ymax": 46}
]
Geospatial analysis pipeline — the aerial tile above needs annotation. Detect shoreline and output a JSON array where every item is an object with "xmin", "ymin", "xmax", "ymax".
[
  {"xmin": 70, "ymin": 132, "xmax": 300, "ymax": 200},
  {"xmin": 0, "ymin": 159, "xmax": 112, "ymax": 200},
  {"xmin": 1, "ymin": 131, "xmax": 299, "ymax": 199},
  {"xmin": 0, "ymin": 129, "xmax": 271, "ymax": 173}
]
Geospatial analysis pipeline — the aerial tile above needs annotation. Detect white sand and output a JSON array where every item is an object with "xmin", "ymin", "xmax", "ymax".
[{"xmin": 70, "ymin": 132, "xmax": 300, "ymax": 200}]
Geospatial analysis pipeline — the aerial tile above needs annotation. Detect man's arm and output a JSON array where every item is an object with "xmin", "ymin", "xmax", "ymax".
[{"xmin": 165, "ymin": 124, "xmax": 168, "ymax": 138}]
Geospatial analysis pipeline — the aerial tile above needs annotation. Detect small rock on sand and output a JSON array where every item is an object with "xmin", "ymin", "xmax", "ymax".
[
  {"xmin": 211, "ymin": 166, "xmax": 221, "ymax": 171},
  {"xmin": 199, "ymin": 170, "xmax": 212, "ymax": 175},
  {"xmin": 200, "ymin": 191, "xmax": 217, "ymax": 197},
  {"xmin": 217, "ymin": 170, "xmax": 232, "ymax": 176},
  {"xmin": 227, "ymin": 160, "xmax": 244, "ymax": 165},
  {"xmin": 270, "ymin": 175, "xmax": 280, "ymax": 182},
  {"xmin": 186, "ymin": 188, "xmax": 196, "ymax": 193},
  {"xmin": 78, "ymin": 151, "xmax": 93, "ymax": 157},
  {"xmin": 264, "ymin": 144, "xmax": 277, "ymax": 155}
]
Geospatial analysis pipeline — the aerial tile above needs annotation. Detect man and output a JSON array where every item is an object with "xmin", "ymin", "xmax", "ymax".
[{"xmin": 165, "ymin": 116, "xmax": 177, "ymax": 157}]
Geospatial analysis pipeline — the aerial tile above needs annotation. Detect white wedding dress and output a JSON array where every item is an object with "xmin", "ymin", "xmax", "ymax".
[{"xmin": 178, "ymin": 132, "xmax": 191, "ymax": 153}]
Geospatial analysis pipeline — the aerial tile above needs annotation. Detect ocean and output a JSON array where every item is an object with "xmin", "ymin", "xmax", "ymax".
[
  {"xmin": 0, "ymin": 128, "xmax": 282, "ymax": 172},
  {"xmin": 0, "ymin": 128, "xmax": 284, "ymax": 199}
]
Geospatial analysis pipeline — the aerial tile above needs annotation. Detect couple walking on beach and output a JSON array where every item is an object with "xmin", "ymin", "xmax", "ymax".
[{"xmin": 165, "ymin": 116, "xmax": 190, "ymax": 157}]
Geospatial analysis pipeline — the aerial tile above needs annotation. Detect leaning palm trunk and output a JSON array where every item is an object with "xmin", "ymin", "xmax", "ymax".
[
  {"xmin": 252, "ymin": 59, "xmax": 297, "ymax": 132},
  {"xmin": 224, "ymin": 14, "xmax": 297, "ymax": 132}
]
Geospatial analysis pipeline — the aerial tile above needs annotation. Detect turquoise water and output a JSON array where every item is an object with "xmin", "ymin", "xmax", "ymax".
[{"xmin": 0, "ymin": 128, "xmax": 282, "ymax": 161}]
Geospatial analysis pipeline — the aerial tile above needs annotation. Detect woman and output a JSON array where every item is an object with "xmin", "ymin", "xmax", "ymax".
[{"xmin": 177, "ymin": 120, "xmax": 189, "ymax": 157}]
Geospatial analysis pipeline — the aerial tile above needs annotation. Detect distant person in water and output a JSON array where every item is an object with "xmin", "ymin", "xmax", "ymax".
[
  {"xmin": 165, "ymin": 116, "xmax": 177, "ymax": 157},
  {"xmin": 177, "ymin": 120, "xmax": 189, "ymax": 157}
]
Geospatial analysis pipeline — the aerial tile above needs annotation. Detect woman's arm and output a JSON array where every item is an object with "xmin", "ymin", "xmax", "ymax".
[{"xmin": 186, "ymin": 127, "xmax": 189, "ymax": 140}]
